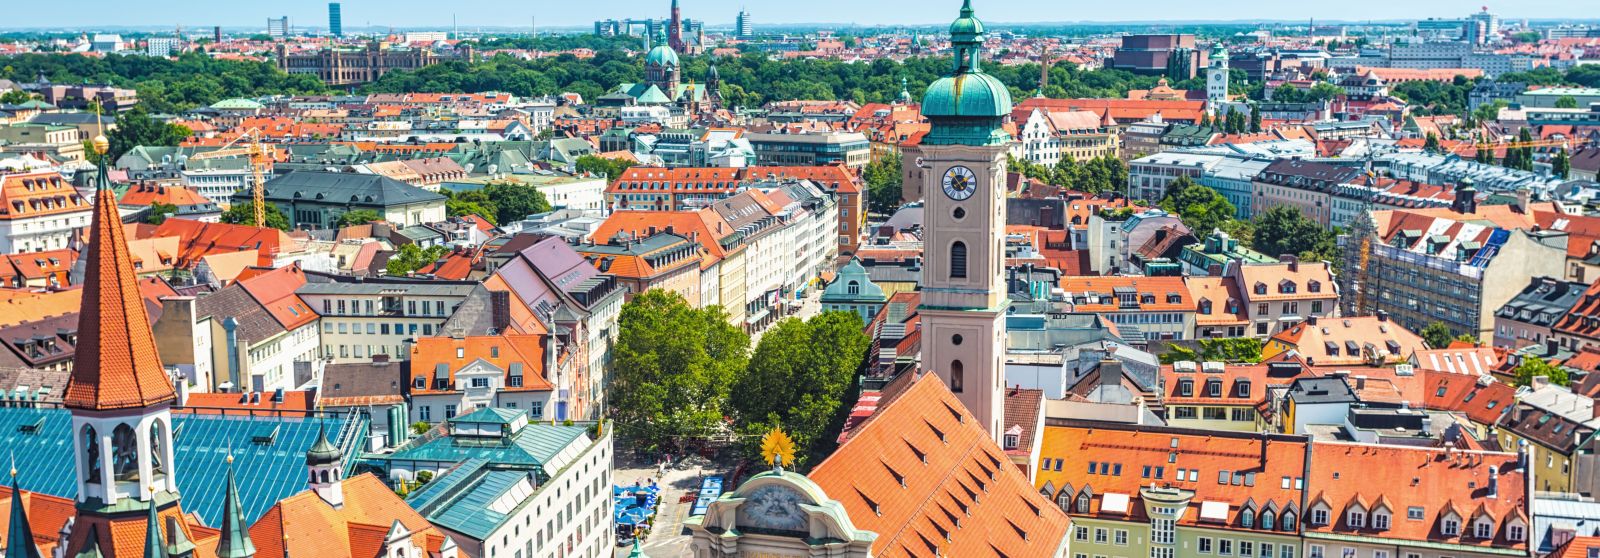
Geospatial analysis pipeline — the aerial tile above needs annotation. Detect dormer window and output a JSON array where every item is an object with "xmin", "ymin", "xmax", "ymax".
[
  {"xmin": 1372, "ymin": 510, "xmax": 1391, "ymax": 530},
  {"xmin": 1442, "ymin": 517, "xmax": 1461, "ymax": 537},
  {"xmin": 1254, "ymin": 282, "xmax": 1267, "ymax": 295},
  {"xmin": 1309, "ymin": 280, "xmax": 1321, "ymax": 293},
  {"xmin": 1279, "ymin": 281, "xmax": 1297, "ymax": 294},
  {"xmin": 1311, "ymin": 507, "xmax": 1330, "ymax": 526},
  {"xmin": 1177, "ymin": 379, "xmax": 1194, "ymax": 397},
  {"xmin": 1198, "ymin": 299, "xmax": 1213, "ymax": 314},
  {"xmin": 1474, "ymin": 517, "xmax": 1494, "ymax": 539},
  {"xmin": 1508, "ymin": 521, "xmax": 1525, "ymax": 542},
  {"xmin": 1235, "ymin": 381, "xmax": 1251, "ymax": 398},
  {"xmin": 1348, "ymin": 509, "xmax": 1366, "ymax": 529},
  {"xmin": 1205, "ymin": 379, "xmax": 1222, "ymax": 398}
]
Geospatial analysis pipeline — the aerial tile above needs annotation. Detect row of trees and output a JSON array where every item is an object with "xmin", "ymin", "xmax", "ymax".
[
  {"xmin": 0, "ymin": 52, "xmax": 331, "ymax": 113},
  {"xmin": 440, "ymin": 183, "xmax": 553, "ymax": 226},
  {"xmin": 1199, "ymin": 105, "xmax": 1263, "ymax": 134},
  {"xmin": 1007, "ymin": 154, "xmax": 1129, "ymax": 195},
  {"xmin": 610, "ymin": 291, "xmax": 871, "ymax": 469},
  {"xmin": 1157, "ymin": 176, "xmax": 1342, "ymax": 270}
]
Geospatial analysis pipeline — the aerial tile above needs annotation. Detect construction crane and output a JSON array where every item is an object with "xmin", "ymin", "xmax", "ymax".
[{"xmin": 187, "ymin": 129, "xmax": 275, "ymax": 227}]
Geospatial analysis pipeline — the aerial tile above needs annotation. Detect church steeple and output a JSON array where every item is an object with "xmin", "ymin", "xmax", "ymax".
[
  {"xmin": 5, "ymin": 470, "xmax": 41, "ymax": 558},
  {"xmin": 306, "ymin": 423, "xmax": 345, "ymax": 508},
  {"xmin": 142, "ymin": 493, "xmax": 167, "ymax": 558},
  {"xmin": 214, "ymin": 457, "xmax": 255, "ymax": 558}
]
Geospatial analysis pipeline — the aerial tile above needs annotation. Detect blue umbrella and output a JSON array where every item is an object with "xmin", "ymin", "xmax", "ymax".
[{"xmin": 617, "ymin": 507, "xmax": 651, "ymax": 525}]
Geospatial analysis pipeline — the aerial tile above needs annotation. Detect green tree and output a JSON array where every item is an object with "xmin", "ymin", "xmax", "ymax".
[
  {"xmin": 1514, "ymin": 357, "xmax": 1569, "ymax": 387},
  {"xmin": 610, "ymin": 290, "xmax": 749, "ymax": 452},
  {"xmin": 219, "ymin": 200, "xmax": 290, "ymax": 230},
  {"xmin": 0, "ymin": 90, "xmax": 31, "ymax": 104},
  {"xmin": 1159, "ymin": 337, "xmax": 1264, "ymax": 364},
  {"xmin": 105, "ymin": 104, "xmax": 192, "ymax": 162},
  {"xmin": 1248, "ymin": 104, "xmax": 1263, "ymax": 133},
  {"xmin": 335, "ymin": 209, "xmax": 383, "ymax": 228},
  {"xmin": 385, "ymin": 243, "xmax": 449, "ymax": 276},
  {"xmin": 143, "ymin": 202, "xmax": 177, "ymax": 225},
  {"xmin": 443, "ymin": 189, "xmax": 500, "ymax": 224},
  {"xmin": 731, "ymin": 311, "xmax": 869, "ymax": 467},
  {"xmin": 1251, "ymin": 205, "xmax": 1329, "ymax": 260},
  {"xmin": 481, "ymin": 182, "xmax": 552, "ymax": 225},
  {"xmin": 573, "ymin": 154, "xmax": 636, "ymax": 181},
  {"xmin": 1423, "ymin": 133, "xmax": 1441, "ymax": 153},
  {"xmin": 863, "ymin": 152, "xmax": 904, "ymax": 214},
  {"xmin": 1555, "ymin": 95, "xmax": 1580, "ymax": 109},
  {"xmin": 1159, "ymin": 175, "xmax": 1235, "ymax": 235},
  {"xmin": 1555, "ymin": 150, "xmax": 1572, "ymax": 179},
  {"xmin": 1420, "ymin": 321, "xmax": 1455, "ymax": 349}
]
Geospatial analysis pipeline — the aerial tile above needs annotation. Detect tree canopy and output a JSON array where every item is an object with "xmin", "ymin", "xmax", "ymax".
[
  {"xmin": 1251, "ymin": 205, "xmax": 1338, "ymax": 265},
  {"xmin": 863, "ymin": 153, "xmax": 904, "ymax": 215},
  {"xmin": 386, "ymin": 243, "xmax": 449, "ymax": 276},
  {"xmin": 1159, "ymin": 175, "xmax": 1235, "ymax": 235},
  {"xmin": 573, "ymin": 154, "xmax": 636, "ymax": 181},
  {"xmin": 480, "ymin": 182, "xmax": 553, "ymax": 225},
  {"xmin": 731, "ymin": 311, "xmax": 870, "ymax": 468},
  {"xmin": 610, "ymin": 290, "xmax": 750, "ymax": 452},
  {"xmin": 106, "ymin": 104, "xmax": 192, "ymax": 163},
  {"xmin": 335, "ymin": 209, "xmax": 382, "ymax": 228},
  {"xmin": 1514, "ymin": 357, "xmax": 1569, "ymax": 387},
  {"xmin": 1158, "ymin": 337, "xmax": 1264, "ymax": 364},
  {"xmin": 1420, "ymin": 321, "xmax": 1455, "ymax": 350},
  {"xmin": 219, "ymin": 200, "xmax": 290, "ymax": 231}
]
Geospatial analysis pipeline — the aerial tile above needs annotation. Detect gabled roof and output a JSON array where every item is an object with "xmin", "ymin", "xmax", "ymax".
[
  {"xmin": 808, "ymin": 374, "xmax": 1069, "ymax": 557},
  {"xmin": 249, "ymin": 474, "xmax": 449, "ymax": 558}
]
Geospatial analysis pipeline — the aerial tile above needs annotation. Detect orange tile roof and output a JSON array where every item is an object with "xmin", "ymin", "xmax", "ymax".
[
  {"xmin": 808, "ymin": 374, "xmax": 1070, "ymax": 557},
  {"xmin": 237, "ymin": 265, "xmax": 318, "ymax": 332},
  {"xmin": 408, "ymin": 334, "xmax": 555, "ymax": 395},
  {"xmin": 0, "ymin": 171, "xmax": 91, "ymax": 222},
  {"xmin": 1185, "ymin": 276, "xmax": 1249, "ymax": 326},
  {"xmin": 1060, "ymin": 276, "xmax": 1195, "ymax": 312},
  {"xmin": 142, "ymin": 219, "xmax": 290, "ymax": 269},
  {"xmin": 118, "ymin": 184, "xmax": 212, "ymax": 208},
  {"xmin": 249, "ymin": 474, "xmax": 448, "ymax": 558},
  {"xmin": 1306, "ymin": 443, "xmax": 1527, "ymax": 551},
  {"xmin": 62, "ymin": 498, "xmax": 202, "ymax": 558},
  {"xmin": 1235, "ymin": 261, "xmax": 1338, "ymax": 302},
  {"xmin": 1267, "ymin": 316, "xmax": 1426, "ymax": 366},
  {"xmin": 179, "ymin": 390, "xmax": 316, "ymax": 415},
  {"xmin": 1036, "ymin": 424, "xmax": 1308, "ymax": 528},
  {"xmin": 63, "ymin": 181, "xmax": 176, "ymax": 411}
]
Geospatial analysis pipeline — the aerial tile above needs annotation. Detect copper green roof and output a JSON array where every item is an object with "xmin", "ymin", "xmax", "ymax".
[
  {"xmin": 646, "ymin": 45, "xmax": 679, "ymax": 68},
  {"xmin": 921, "ymin": 0, "xmax": 1012, "ymax": 146},
  {"xmin": 214, "ymin": 464, "xmax": 256, "ymax": 558},
  {"xmin": 5, "ymin": 473, "xmax": 39, "ymax": 558}
]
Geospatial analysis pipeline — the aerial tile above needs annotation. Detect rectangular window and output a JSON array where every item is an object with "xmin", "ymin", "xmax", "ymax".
[
  {"xmin": 470, "ymin": 378, "xmax": 490, "ymax": 388},
  {"xmin": 1219, "ymin": 539, "xmax": 1232, "ymax": 556},
  {"xmin": 1114, "ymin": 530, "xmax": 1127, "ymax": 546},
  {"xmin": 1075, "ymin": 527, "xmax": 1089, "ymax": 541},
  {"xmin": 1199, "ymin": 537, "xmax": 1213, "ymax": 553},
  {"xmin": 530, "ymin": 401, "xmax": 544, "ymax": 418},
  {"xmin": 1094, "ymin": 528, "xmax": 1108, "ymax": 544},
  {"xmin": 445, "ymin": 404, "xmax": 457, "ymax": 419},
  {"xmin": 419, "ymin": 406, "xmax": 431, "ymax": 421}
]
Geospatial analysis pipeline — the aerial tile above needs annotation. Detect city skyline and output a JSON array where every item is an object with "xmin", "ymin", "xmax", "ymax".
[{"xmin": 1, "ymin": 0, "xmax": 1590, "ymax": 31}]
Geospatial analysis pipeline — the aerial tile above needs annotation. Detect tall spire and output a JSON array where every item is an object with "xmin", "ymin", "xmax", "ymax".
[
  {"xmin": 61, "ymin": 123, "xmax": 176, "ymax": 411},
  {"xmin": 214, "ymin": 457, "xmax": 256, "ymax": 558},
  {"xmin": 5, "ymin": 469, "xmax": 40, "ymax": 558},
  {"xmin": 142, "ymin": 492, "xmax": 168, "ymax": 558}
]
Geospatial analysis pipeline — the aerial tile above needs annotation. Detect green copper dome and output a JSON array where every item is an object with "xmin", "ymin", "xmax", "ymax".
[
  {"xmin": 922, "ymin": 73, "xmax": 1012, "ymax": 118},
  {"xmin": 949, "ymin": 0, "xmax": 984, "ymax": 37},
  {"xmin": 646, "ymin": 45, "xmax": 679, "ymax": 68}
]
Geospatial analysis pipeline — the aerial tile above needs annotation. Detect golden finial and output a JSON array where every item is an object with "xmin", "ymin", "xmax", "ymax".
[
  {"xmin": 226, "ymin": 453, "xmax": 234, "ymax": 464},
  {"xmin": 760, "ymin": 426, "xmax": 796, "ymax": 471},
  {"xmin": 91, "ymin": 102, "xmax": 108, "ymax": 156}
]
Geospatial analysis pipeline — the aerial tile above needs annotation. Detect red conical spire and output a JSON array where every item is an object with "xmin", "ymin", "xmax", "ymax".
[{"xmin": 62, "ymin": 155, "xmax": 175, "ymax": 411}]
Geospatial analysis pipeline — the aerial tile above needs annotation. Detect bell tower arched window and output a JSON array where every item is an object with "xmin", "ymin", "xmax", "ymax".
[
  {"xmin": 149, "ymin": 420, "xmax": 166, "ymax": 477},
  {"xmin": 950, "ymin": 241, "xmax": 968, "ymax": 279},
  {"xmin": 111, "ymin": 424, "xmax": 139, "ymax": 482},
  {"xmin": 82, "ymin": 425, "xmax": 100, "ymax": 485},
  {"xmin": 950, "ymin": 360, "xmax": 965, "ymax": 393}
]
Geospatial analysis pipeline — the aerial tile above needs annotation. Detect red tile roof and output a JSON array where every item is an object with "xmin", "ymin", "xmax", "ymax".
[
  {"xmin": 63, "ymin": 182, "xmax": 176, "ymax": 411},
  {"xmin": 808, "ymin": 373, "xmax": 1070, "ymax": 557},
  {"xmin": 249, "ymin": 474, "xmax": 449, "ymax": 558}
]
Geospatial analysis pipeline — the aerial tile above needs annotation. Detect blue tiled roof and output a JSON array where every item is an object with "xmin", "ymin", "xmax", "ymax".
[
  {"xmin": 380, "ymin": 423, "xmax": 586, "ymax": 470},
  {"xmin": 451, "ymin": 407, "xmax": 525, "ymax": 425},
  {"xmin": 408, "ymin": 459, "xmax": 534, "ymax": 539},
  {"xmin": 0, "ymin": 407, "xmax": 366, "ymax": 526}
]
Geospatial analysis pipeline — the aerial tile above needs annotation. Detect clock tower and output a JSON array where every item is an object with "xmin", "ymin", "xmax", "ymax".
[{"xmin": 911, "ymin": 0, "xmax": 1013, "ymax": 441}]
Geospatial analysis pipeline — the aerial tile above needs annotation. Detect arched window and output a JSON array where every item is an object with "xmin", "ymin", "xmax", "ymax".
[
  {"xmin": 1055, "ymin": 490, "xmax": 1073, "ymax": 512},
  {"xmin": 1076, "ymin": 490, "xmax": 1092, "ymax": 514},
  {"xmin": 82, "ymin": 425, "xmax": 100, "ymax": 485},
  {"xmin": 149, "ymin": 421, "xmax": 166, "ymax": 477},
  {"xmin": 111, "ymin": 424, "xmax": 139, "ymax": 482},
  {"xmin": 847, "ymin": 281, "xmax": 860, "ymax": 295},
  {"xmin": 950, "ymin": 360, "xmax": 965, "ymax": 393},
  {"xmin": 1281, "ymin": 511, "xmax": 1297, "ymax": 531},
  {"xmin": 950, "ymin": 241, "xmax": 967, "ymax": 279},
  {"xmin": 1261, "ymin": 510, "xmax": 1276, "ymax": 531},
  {"xmin": 320, "ymin": 470, "xmax": 330, "ymax": 484}
]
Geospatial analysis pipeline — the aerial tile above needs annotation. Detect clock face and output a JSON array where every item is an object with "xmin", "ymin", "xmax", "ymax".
[
  {"xmin": 736, "ymin": 485, "xmax": 809, "ymax": 533},
  {"xmin": 943, "ymin": 165, "xmax": 977, "ymax": 201}
]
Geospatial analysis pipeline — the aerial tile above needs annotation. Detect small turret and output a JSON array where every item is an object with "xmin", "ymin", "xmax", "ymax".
[{"xmin": 306, "ymin": 423, "xmax": 345, "ymax": 508}]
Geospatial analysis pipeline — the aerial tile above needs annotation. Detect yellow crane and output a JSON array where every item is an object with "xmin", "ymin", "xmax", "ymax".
[{"xmin": 187, "ymin": 129, "xmax": 275, "ymax": 227}]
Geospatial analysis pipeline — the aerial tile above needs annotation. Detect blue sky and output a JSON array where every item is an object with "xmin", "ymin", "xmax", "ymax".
[{"xmin": 2, "ymin": 0, "xmax": 1586, "ymax": 30}]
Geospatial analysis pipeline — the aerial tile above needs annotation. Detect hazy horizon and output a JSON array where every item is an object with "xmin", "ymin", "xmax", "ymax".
[{"xmin": 0, "ymin": 0, "xmax": 1588, "ymax": 31}]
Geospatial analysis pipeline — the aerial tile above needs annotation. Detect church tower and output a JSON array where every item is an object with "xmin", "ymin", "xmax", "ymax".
[
  {"xmin": 306, "ymin": 423, "xmax": 346, "ymax": 508},
  {"xmin": 62, "ymin": 127, "xmax": 193, "ymax": 557},
  {"xmin": 1206, "ymin": 42, "xmax": 1229, "ymax": 115},
  {"xmin": 911, "ymin": 0, "xmax": 1012, "ymax": 441}
]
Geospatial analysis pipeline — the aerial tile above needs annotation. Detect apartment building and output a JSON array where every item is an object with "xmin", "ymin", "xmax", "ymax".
[
  {"xmin": 295, "ymin": 280, "xmax": 476, "ymax": 363},
  {"xmin": 407, "ymin": 335, "xmax": 558, "ymax": 424},
  {"xmin": 1230, "ymin": 257, "xmax": 1339, "ymax": 337},
  {"xmin": 0, "ymin": 171, "xmax": 91, "ymax": 253},
  {"xmin": 1060, "ymin": 276, "xmax": 1197, "ymax": 345},
  {"xmin": 746, "ymin": 131, "xmax": 871, "ymax": 170},
  {"xmin": 1253, "ymin": 159, "xmax": 1363, "ymax": 228}
]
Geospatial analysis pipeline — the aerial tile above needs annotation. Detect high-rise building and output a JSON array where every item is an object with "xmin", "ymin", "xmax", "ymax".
[
  {"xmin": 267, "ymin": 16, "xmax": 290, "ymax": 38},
  {"xmin": 1467, "ymin": 7, "xmax": 1500, "ymax": 44},
  {"xmin": 909, "ymin": 0, "xmax": 1012, "ymax": 443},
  {"xmin": 735, "ymin": 9, "xmax": 753, "ymax": 38},
  {"xmin": 213, "ymin": 25, "xmax": 221, "ymax": 43},
  {"xmin": 328, "ymin": 2, "xmax": 343, "ymax": 37}
]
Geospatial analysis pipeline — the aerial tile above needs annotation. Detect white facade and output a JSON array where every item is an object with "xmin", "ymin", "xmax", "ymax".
[
  {"xmin": 1015, "ymin": 109, "xmax": 1063, "ymax": 167},
  {"xmin": 0, "ymin": 208, "xmax": 90, "ymax": 253},
  {"xmin": 297, "ymin": 283, "xmax": 476, "ymax": 363},
  {"xmin": 534, "ymin": 176, "xmax": 607, "ymax": 212},
  {"xmin": 242, "ymin": 321, "xmax": 322, "ymax": 392}
]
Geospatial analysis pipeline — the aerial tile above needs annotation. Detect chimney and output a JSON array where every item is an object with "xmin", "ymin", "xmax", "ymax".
[
  {"xmin": 1375, "ymin": 310, "xmax": 1389, "ymax": 322},
  {"xmin": 1307, "ymin": 315, "xmax": 1318, "ymax": 326},
  {"xmin": 1099, "ymin": 358, "xmax": 1123, "ymax": 389},
  {"xmin": 1547, "ymin": 338, "xmax": 1559, "ymax": 357},
  {"xmin": 490, "ymin": 289, "xmax": 513, "ymax": 333}
]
